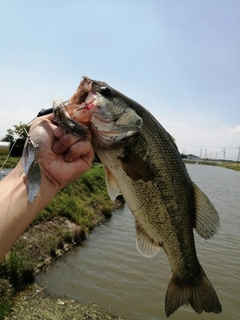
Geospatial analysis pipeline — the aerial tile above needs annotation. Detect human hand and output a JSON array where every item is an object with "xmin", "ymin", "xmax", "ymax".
[{"xmin": 28, "ymin": 114, "xmax": 94, "ymax": 192}]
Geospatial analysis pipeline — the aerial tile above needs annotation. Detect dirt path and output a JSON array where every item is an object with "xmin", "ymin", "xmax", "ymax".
[{"xmin": 6, "ymin": 283, "xmax": 126, "ymax": 320}]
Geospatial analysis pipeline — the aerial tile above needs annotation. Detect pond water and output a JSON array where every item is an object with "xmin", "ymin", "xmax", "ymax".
[
  {"xmin": 37, "ymin": 165, "xmax": 240, "ymax": 320},
  {"xmin": 0, "ymin": 168, "xmax": 12, "ymax": 180}
]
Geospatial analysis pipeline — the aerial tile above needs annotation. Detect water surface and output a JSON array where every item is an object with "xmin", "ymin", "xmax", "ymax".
[{"xmin": 37, "ymin": 165, "xmax": 240, "ymax": 319}]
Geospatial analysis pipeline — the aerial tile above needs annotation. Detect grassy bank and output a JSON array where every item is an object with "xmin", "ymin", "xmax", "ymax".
[
  {"xmin": 0, "ymin": 164, "xmax": 123, "ymax": 319},
  {"xmin": 2, "ymin": 155, "xmax": 239, "ymax": 172},
  {"xmin": 0, "ymin": 156, "xmax": 20, "ymax": 169},
  {"xmin": 216, "ymin": 161, "xmax": 240, "ymax": 171},
  {"xmin": 184, "ymin": 160, "xmax": 240, "ymax": 172}
]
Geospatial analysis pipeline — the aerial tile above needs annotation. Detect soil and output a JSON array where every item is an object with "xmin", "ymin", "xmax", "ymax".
[
  {"xmin": 5, "ymin": 283, "xmax": 126, "ymax": 320},
  {"xmin": 2, "ymin": 206, "xmax": 127, "ymax": 320}
]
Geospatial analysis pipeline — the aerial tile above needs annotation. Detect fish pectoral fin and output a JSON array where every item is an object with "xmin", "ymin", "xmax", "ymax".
[
  {"xmin": 193, "ymin": 182, "xmax": 220, "ymax": 239},
  {"xmin": 135, "ymin": 222, "xmax": 160, "ymax": 258},
  {"xmin": 104, "ymin": 166, "xmax": 121, "ymax": 200}
]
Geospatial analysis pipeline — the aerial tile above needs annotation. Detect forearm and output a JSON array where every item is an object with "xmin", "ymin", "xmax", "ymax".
[
  {"xmin": 0, "ymin": 115, "xmax": 94, "ymax": 261},
  {"xmin": 0, "ymin": 162, "xmax": 57, "ymax": 261}
]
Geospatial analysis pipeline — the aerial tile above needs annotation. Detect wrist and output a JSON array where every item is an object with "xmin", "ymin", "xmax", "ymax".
[{"xmin": 38, "ymin": 168, "xmax": 60, "ymax": 203}]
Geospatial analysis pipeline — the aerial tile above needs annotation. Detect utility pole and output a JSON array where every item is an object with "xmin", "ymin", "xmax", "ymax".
[
  {"xmin": 237, "ymin": 147, "xmax": 240, "ymax": 166},
  {"xmin": 204, "ymin": 149, "xmax": 207, "ymax": 160},
  {"xmin": 222, "ymin": 148, "xmax": 226, "ymax": 162}
]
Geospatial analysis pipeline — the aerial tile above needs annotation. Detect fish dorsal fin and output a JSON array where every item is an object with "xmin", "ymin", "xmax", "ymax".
[
  {"xmin": 104, "ymin": 166, "xmax": 121, "ymax": 200},
  {"xmin": 193, "ymin": 182, "xmax": 220, "ymax": 239},
  {"xmin": 135, "ymin": 222, "xmax": 160, "ymax": 258}
]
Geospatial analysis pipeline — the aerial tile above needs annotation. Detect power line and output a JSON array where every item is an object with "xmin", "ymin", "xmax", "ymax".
[
  {"xmin": 177, "ymin": 143, "xmax": 240, "ymax": 161},
  {"xmin": 177, "ymin": 143, "xmax": 238, "ymax": 149}
]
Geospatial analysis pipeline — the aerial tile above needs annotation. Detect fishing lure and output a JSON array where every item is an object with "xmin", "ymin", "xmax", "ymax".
[
  {"xmin": 21, "ymin": 99, "xmax": 87, "ymax": 203},
  {"xmin": 20, "ymin": 101, "xmax": 66, "ymax": 203},
  {"xmin": 22, "ymin": 131, "xmax": 41, "ymax": 203},
  {"xmin": 20, "ymin": 101, "xmax": 64, "ymax": 202}
]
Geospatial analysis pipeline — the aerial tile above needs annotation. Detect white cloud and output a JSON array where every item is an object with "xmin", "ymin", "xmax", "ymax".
[
  {"xmin": 161, "ymin": 121, "xmax": 240, "ymax": 161},
  {"xmin": 221, "ymin": 124, "xmax": 240, "ymax": 134}
]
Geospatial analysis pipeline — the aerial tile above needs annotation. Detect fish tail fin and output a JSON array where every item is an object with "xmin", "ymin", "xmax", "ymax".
[{"xmin": 165, "ymin": 266, "xmax": 222, "ymax": 317}]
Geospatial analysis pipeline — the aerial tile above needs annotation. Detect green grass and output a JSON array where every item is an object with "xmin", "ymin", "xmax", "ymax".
[
  {"xmin": 1, "ymin": 237, "xmax": 35, "ymax": 290},
  {"xmin": 218, "ymin": 162, "xmax": 240, "ymax": 171},
  {"xmin": 201, "ymin": 161, "xmax": 240, "ymax": 171},
  {"xmin": 0, "ymin": 298, "xmax": 11, "ymax": 320},
  {"xmin": 35, "ymin": 165, "xmax": 113, "ymax": 228},
  {"xmin": 184, "ymin": 160, "xmax": 240, "ymax": 172},
  {"xmin": 0, "ymin": 155, "xmax": 20, "ymax": 168},
  {"xmin": 0, "ymin": 164, "xmax": 120, "ymax": 316}
]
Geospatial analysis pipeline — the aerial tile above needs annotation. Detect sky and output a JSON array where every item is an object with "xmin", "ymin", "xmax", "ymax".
[{"xmin": 0, "ymin": 0, "xmax": 239, "ymax": 160}]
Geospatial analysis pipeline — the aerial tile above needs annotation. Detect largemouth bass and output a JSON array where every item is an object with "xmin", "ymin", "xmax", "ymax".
[{"xmin": 53, "ymin": 76, "xmax": 222, "ymax": 317}]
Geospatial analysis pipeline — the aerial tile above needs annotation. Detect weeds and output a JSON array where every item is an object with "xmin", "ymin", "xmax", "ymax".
[
  {"xmin": 0, "ymin": 298, "xmax": 11, "ymax": 320},
  {"xmin": 0, "ymin": 279, "xmax": 12, "ymax": 319},
  {"xmin": 0, "ymin": 155, "xmax": 20, "ymax": 168},
  {"xmin": 184, "ymin": 159, "xmax": 240, "ymax": 172},
  {"xmin": 3, "ymin": 248, "xmax": 35, "ymax": 290},
  {"xmin": 0, "ymin": 164, "xmax": 121, "ymax": 316},
  {"xmin": 35, "ymin": 165, "xmax": 116, "ymax": 228}
]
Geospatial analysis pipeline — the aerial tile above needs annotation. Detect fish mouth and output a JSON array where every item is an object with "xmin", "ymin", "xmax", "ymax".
[
  {"xmin": 65, "ymin": 76, "xmax": 97, "ymax": 122},
  {"xmin": 69, "ymin": 76, "xmax": 93, "ymax": 105},
  {"xmin": 65, "ymin": 77, "xmax": 124, "ymax": 142},
  {"xmin": 62, "ymin": 76, "xmax": 142, "ymax": 146},
  {"xmin": 66, "ymin": 76, "xmax": 121, "ymax": 121}
]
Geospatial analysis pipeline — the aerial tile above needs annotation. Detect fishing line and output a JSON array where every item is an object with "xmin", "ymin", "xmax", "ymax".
[
  {"xmin": 0, "ymin": 111, "xmax": 52, "ymax": 171},
  {"xmin": 0, "ymin": 102, "xmax": 60, "ymax": 171},
  {"xmin": 1, "ymin": 99, "xmax": 71, "ymax": 181},
  {"xmin": 24, "ymin": 100, "xmax": 69, "ymax": 126},
  {"xmin": 0, "ymin": 139, "xmax": 18, "ymax": 171}
]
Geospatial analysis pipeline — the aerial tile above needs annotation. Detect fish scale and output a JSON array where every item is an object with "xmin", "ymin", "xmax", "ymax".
[{"xmin": 54, "ymin": 76, "xmax": 221, "ymax": 317}]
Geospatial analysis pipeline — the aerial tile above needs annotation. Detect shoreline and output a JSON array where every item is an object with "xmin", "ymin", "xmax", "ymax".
[
  {"xmin": 1, "ymin": 205, "xmax": 125, "ymax": 320},
  {"xmin": 183, "ymin": 159, "xmax": 240, "ymax": 171},
  {"xmin": 1, "ymin": 158, "xmax": 239, "ymax": 319},
  {"xmin": 5, "ymin": 283, "xmax": 126, "ymax": 320},
  {"xmin": 0, "ymin": 164, "xmax": 126, "ymax": 320}
]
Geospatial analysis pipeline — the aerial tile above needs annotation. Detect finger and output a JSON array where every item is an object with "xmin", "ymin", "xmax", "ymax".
[
  {"xmin": 52, "ymin": 133, "xmax": 84, "ymax": 154},
  {"xmin": 53, "ymin": 126, "xmax": 65, "ymax": 139},
  {"xmin": 64, "ymin": 140, "xmax": 94, "ymax": 162}
]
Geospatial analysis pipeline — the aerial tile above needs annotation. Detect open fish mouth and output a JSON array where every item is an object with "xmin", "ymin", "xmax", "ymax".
[
  {"xmin": 68, "ymin": 76, "xmax": 94, "ymax": 105},
  {"xmin": 66, "ymin": 76, "xmax": 122, "ymax": 122},
  {"xmin": 65, "ymin": 77, "xmax": 97, "ymax": 123},
  {"xmin": 55, "ymin": 76, "xmax": 143, "ymax": 146}
]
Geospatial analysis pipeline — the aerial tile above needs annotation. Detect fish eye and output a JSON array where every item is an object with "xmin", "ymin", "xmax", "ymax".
[{"xmin": 100, "ymin": 86, "xmax": 112, "ymax": 97}]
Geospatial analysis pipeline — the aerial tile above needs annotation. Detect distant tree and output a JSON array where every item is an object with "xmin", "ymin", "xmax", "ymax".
[
  {"xmin": 180, "ymin": 153, "xmax": 187, "ymax": 159},
  {"xmin": 2, "ymin": 122, "xmax": 30, "ymax": 157},
  {"xmin": 12, "ymin": 123, "xmax": 30, "ymax": 140},
  {"xmin": 2, "ymin": 129, "xmax": 15, "ymax": 143}
]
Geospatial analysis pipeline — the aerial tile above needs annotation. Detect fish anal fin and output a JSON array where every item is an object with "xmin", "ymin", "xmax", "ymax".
[
  {"xmin": 165, "ymin": 266, "xmax": 222, "ymax": 317},
  {"xmin": 135, "ymin": 222, "xmax": 160, "ymax": 258},
  {"xmin": 193, "ymin": 182, "xmax": 220, "ymax": 239},
  {"xmin": 104, "ymin": 166, "xmax": 121, "ymax": 200}
]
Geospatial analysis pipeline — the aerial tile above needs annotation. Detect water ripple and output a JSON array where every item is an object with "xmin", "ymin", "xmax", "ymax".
[{"xmin": 37, "ymin": 165, "xmax": 240, "ymax": 320}]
